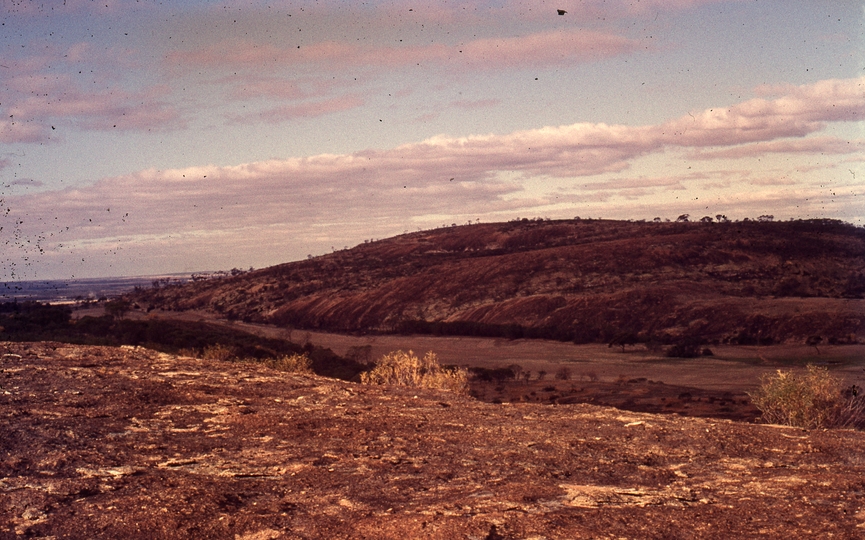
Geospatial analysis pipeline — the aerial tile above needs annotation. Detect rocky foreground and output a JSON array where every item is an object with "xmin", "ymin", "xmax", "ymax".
[{"xmin": 2, "ymin": 342, "xmax": 864, "ymax": 539}]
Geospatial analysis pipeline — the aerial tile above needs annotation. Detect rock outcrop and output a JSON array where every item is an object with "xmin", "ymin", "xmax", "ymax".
[{"xmin": 2, "ymin": 342, "xmax": 864, "ymax": 538}]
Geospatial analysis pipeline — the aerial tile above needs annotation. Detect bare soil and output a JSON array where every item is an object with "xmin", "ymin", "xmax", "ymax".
[{"xmin": 2, "ymin": 341, "xmax": 865, "ymax": 539}]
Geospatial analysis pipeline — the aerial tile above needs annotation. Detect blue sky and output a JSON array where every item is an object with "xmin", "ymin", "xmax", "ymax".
[{"xmin": 1, "ymin": 0, "xmax": 863, "ymax": 279}]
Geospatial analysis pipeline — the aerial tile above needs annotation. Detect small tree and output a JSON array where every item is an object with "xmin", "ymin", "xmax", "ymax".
[
  {"xmin": 806, "ymin": 335, "xmax": 823, "ymax": 355},
  {"xmin": 555, "ymin": 366, "xmax": 571, "ymax": 380},
  {"xmin": 608, "ymin": 331, "xmax": 638, "ymax": 353},
  {"xmin": 507, "ymin": 363, "xmax": 524, "ymax": 381},
  {"xmin": 104, "ymin": 298, "xmax": 131, "ymax": 320}
]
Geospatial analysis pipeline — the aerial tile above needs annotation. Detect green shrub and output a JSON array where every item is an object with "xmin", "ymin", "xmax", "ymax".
[
  {"xmin": 750, "ymin": 365, "xmax": 865, "ymax": 429},
  {"xmin": 360, "ymin": 350, "xmax": 468, "ymax": 395}
]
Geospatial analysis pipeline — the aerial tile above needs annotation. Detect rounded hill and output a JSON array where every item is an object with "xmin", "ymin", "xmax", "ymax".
[{"xmin": 131, "ymin": 218, "xmax": 865, "ymax": 347}]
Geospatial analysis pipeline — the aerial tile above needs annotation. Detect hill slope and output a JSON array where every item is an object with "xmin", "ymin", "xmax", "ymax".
[{"xmin": 132, "ymin": 219, "xmax": 865, "ymax": 346}]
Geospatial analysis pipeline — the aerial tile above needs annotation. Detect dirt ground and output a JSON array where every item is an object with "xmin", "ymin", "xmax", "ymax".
[{"xmin": 2, "ymin": 341, "xmax": 865, "ymax": 539}]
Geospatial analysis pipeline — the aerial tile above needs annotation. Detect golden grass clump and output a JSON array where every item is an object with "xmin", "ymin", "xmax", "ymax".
[
  {"xmin": 750, "ymin": 364, "xmax": 864, "ymax": 430},
  {"xmin": 360, "ymin": 350, "xmax": 468, "ymax": 395},
  {"xmin": 266, "ymin": 352, "xmax": 313, "ymax": 374},
  {"xmin": 202, "ymin": 343, "xmax": 234, "ymax": 362}
]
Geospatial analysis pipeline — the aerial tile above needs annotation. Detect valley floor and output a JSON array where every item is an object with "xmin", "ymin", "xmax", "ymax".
[
  {"xmin": 92, "ymin": 307, "xmax": 865, "ymax": 423},
  {"xmin": 108, "ymin": 307, "xmax": 865, "ymax": 390}
]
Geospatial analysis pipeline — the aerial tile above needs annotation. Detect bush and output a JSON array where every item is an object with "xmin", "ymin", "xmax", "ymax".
[
  {"xmin": 360, "ymin": 350, "xmax": 468, "ymax": 395},
  {"xmin": 202, "ymin": 343, "xmax": 235, "ymax": 362},
  {"xmin": 665, "ymin": 339, "xmax": 705, "ymax": 358},
  {"xmin": 266, "ymin": 352, "xmax": 313, "ymax": 374},
  {"xmin": 749, "ymin": 365, "xmax": 865, "ymax": 429}
]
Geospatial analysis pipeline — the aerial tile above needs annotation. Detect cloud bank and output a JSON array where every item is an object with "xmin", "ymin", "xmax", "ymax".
[
  {"xmin": 167, "ymin": 29, "xmax": 641, "ymax": 74},
  {"xmin": 2, "ymin": 76, "xmax": 862, "ymax": 278},
  {"xmin": 0, "ymin": 42, "xmax": 182, "ymax": 143}
]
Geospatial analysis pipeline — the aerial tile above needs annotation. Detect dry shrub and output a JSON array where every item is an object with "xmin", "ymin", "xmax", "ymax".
[
  {"xmin": 360, "ymin": 350, "xmax": 468, "ymax": 395},
  {"xmin": 750, "ymin": 365, "xmax": 865, "ymax": 429},
  {"xmin": 266, "ymin": 352, "xmax": 313, "ymax": 374},
  {"xmin": 177, "ymin": 348, "xmax": 199, "ymax": 358},
  {"xmin": 202, "ymin": 343, "xmax": 234, "ymax": 362}
]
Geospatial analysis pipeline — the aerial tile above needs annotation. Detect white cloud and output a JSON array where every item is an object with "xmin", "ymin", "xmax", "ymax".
[
  {"xmin": 3, "ymin": 76, "xmax": 863, "ymax": 278},
  {"xmin": 690, "ymin": 137, "xmax": 864, "ymax": 160}
]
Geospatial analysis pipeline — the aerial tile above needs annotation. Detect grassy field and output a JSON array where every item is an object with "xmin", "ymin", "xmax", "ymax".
[{"xmin": 124, "ymin": 308, "xmax": 865, "ymax": 393}]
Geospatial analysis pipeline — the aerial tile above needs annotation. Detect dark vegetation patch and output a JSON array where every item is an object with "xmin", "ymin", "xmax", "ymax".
[
  {"xmin": 0, "ymin": 301, "xmax": 364, "ymax": 380},
  {"xmin": 465, "ymin": 364, "xmax": 761, "ymax": 422}
]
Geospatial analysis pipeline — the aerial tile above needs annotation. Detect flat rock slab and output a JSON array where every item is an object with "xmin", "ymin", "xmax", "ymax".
[{"xmin": 1, "ymin": 342, "xmax": 864, "ymax": 539}]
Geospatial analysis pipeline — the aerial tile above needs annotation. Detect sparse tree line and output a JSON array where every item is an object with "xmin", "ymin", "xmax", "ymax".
[
  {"xmin": 503, "ymin": 214, "xmax": 779, "ymax": 224},
  {"xmin": 670, "ymin": 214, "xmax": 773, "ymax": 223},
  {"xmin": 468, "ymin": 364, "xmax": 574, "ymax": 384},
  {"xmin": 502, "ymin": 214, "xmax": 843, "ymax": 225}
]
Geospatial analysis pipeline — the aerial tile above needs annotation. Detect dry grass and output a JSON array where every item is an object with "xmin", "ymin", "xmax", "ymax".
[
  {"xmin": 361, "ymin": 350, "xmax": 468, "ymax": 395},
  {"xmin": 750, "ymin": 365, "xmax": 865, "ymax": 429},
  {"xmin": 265, "ymin": 352, "xmax": 313, "ymax": 374},
  {"xmin": 202, "ymin": 343, "xmax": 234, "ymax": 362},
  {"xmin": 201, "ymin": 344, "xmax": 313, "ymax": 375}
]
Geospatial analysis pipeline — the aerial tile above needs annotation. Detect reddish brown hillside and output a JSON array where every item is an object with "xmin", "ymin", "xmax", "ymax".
[{"xmin": 130, "ymin": 219, "xmax": 865, "ymax": 346}]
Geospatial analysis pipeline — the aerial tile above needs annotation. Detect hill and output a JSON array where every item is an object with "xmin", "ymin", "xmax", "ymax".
[
  {"xmin": 2, "ymin": 342, "xmax": 864, "ymax": 538},
  {"xmin": 130, "ymin": 218, "xmax": 865, "ymax": 348}
]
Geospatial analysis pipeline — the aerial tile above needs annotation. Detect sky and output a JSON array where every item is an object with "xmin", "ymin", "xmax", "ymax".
[{"xmin": 0, "ymin": 0, "xmax": 863, "ymax": 280}]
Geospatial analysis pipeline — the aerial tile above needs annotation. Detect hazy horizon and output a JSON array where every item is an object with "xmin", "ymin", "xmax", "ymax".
[{"xmin": 2, "ymin": 0, "xmax": 863, "ymax": 280}]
